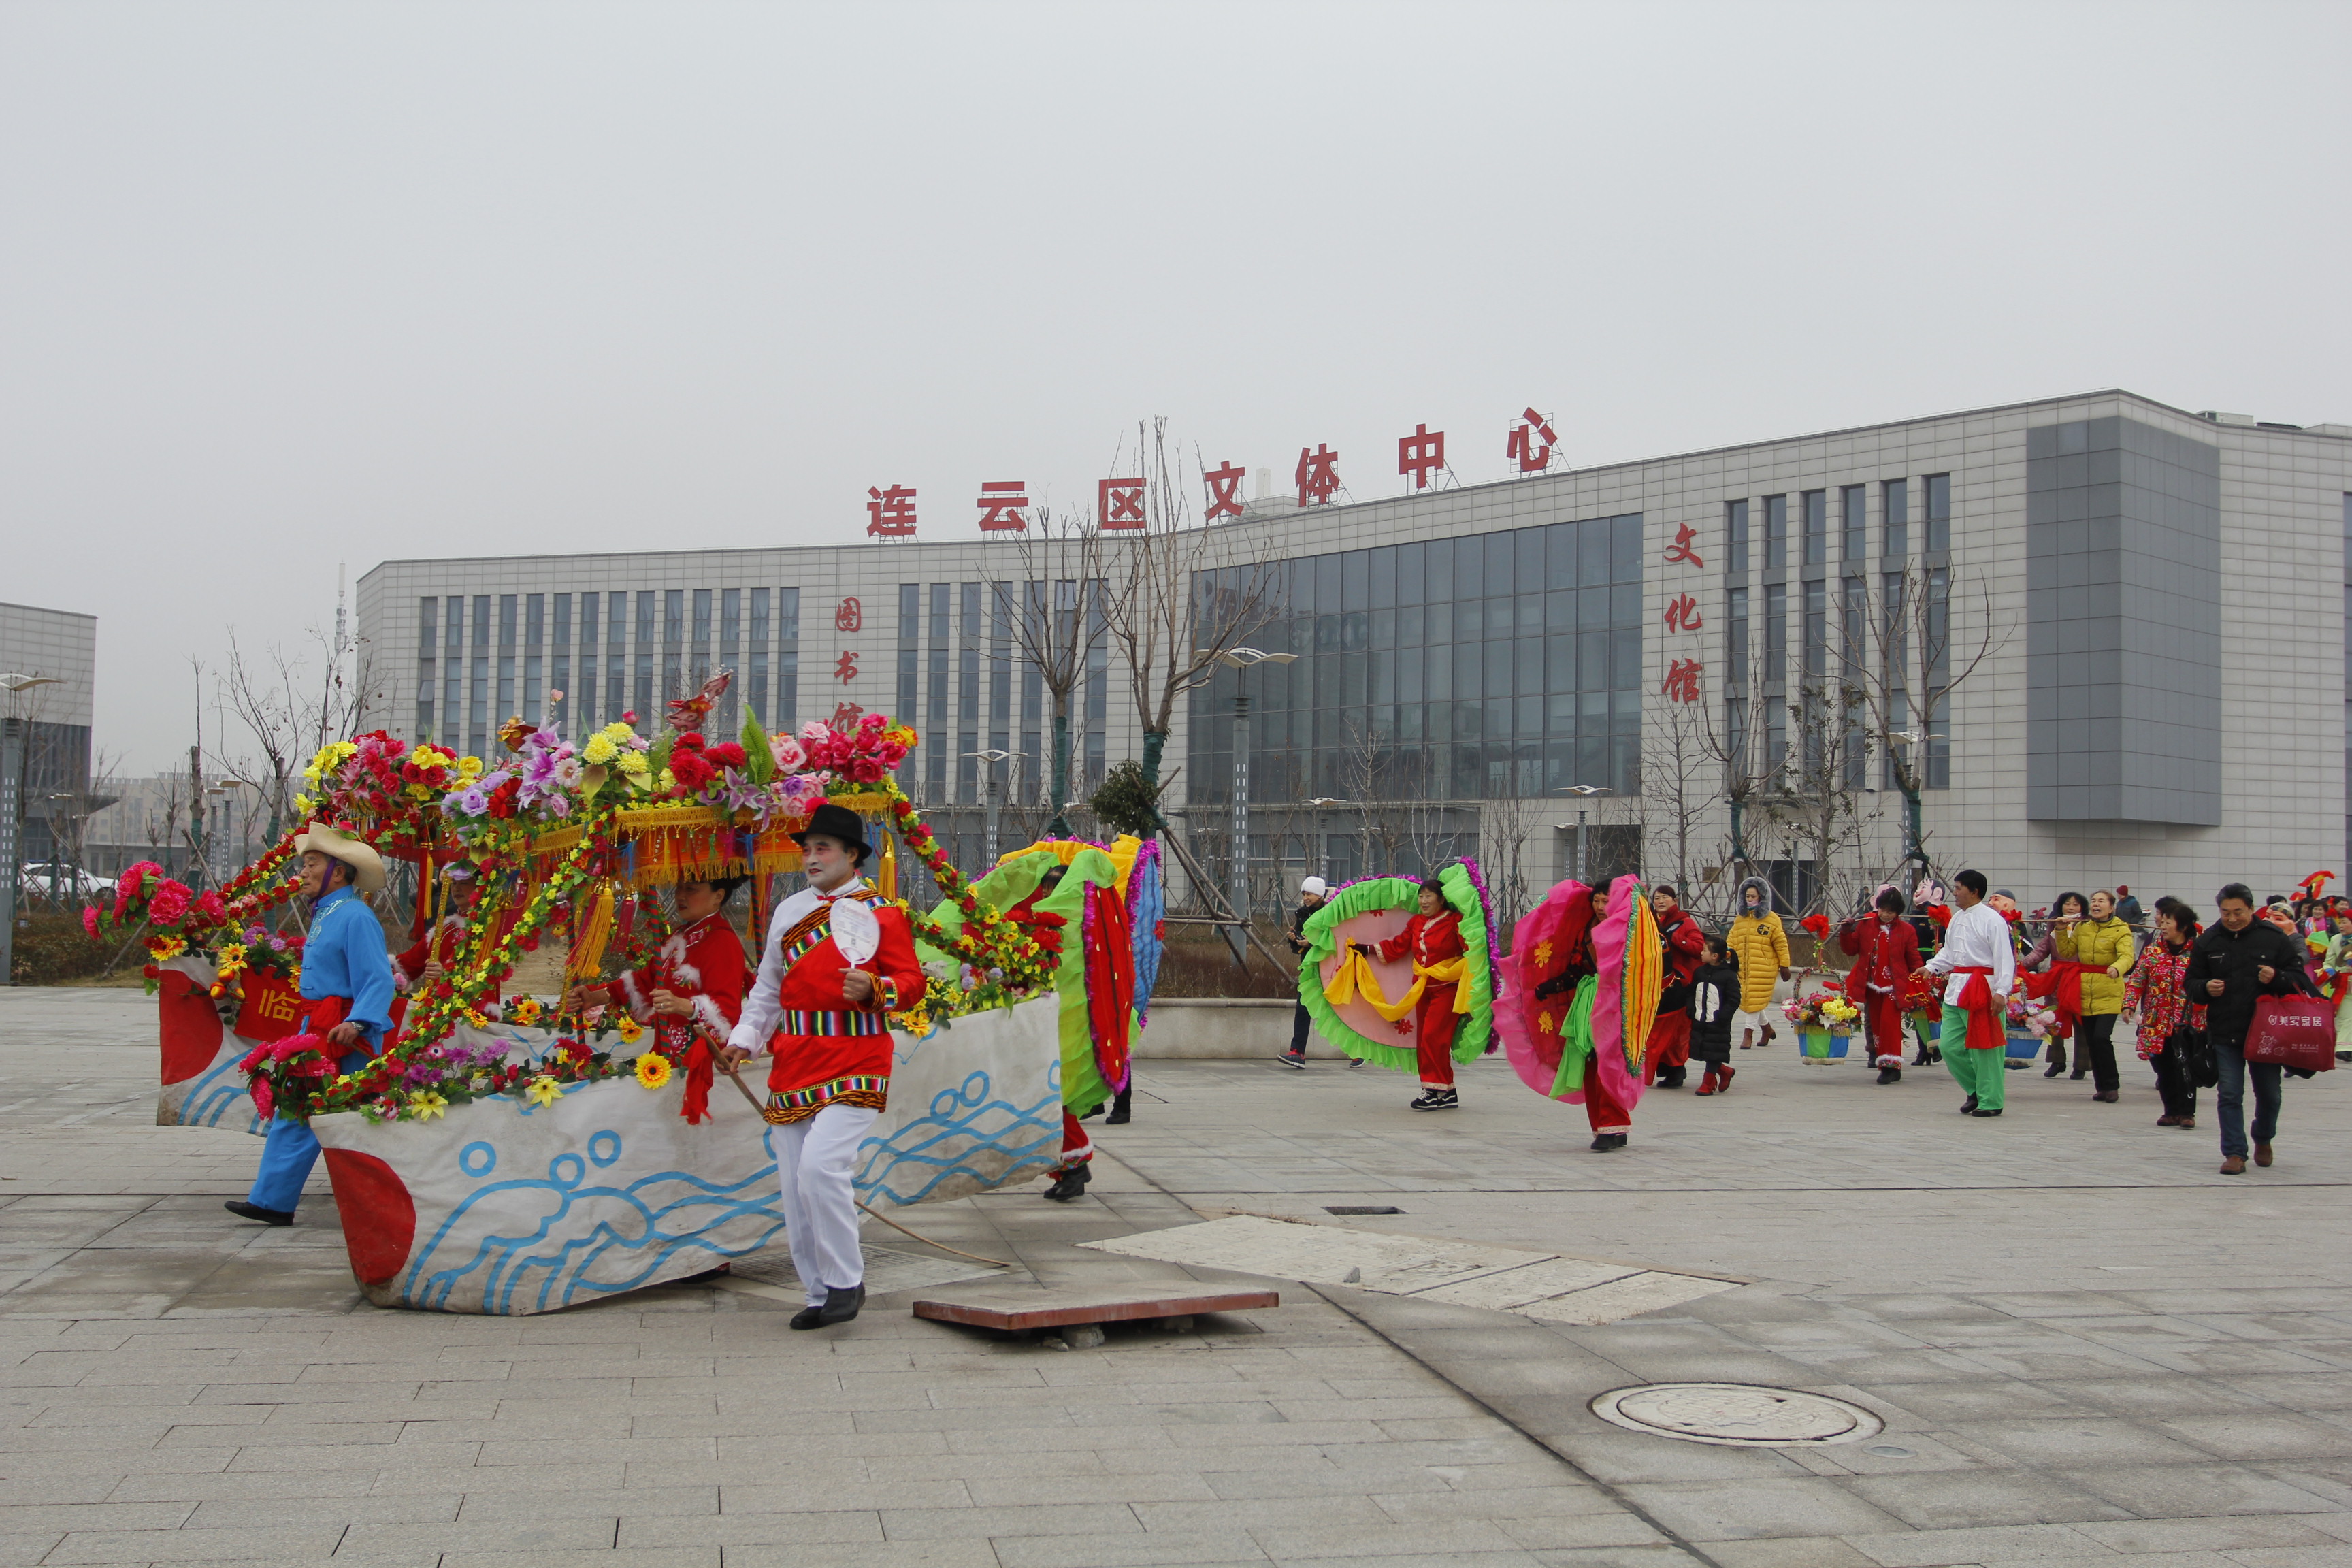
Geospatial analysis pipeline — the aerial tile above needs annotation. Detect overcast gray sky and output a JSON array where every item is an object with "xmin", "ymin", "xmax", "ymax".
[{"xmin": 4, "ymin": 1, "xmax": 2345, "ymax": 772}]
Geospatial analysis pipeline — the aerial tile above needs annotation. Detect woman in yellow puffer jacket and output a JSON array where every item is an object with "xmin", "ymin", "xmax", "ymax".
[
  {"xmin": 1725, "ymin": 877, "xmax": 1791, "ymax": 1049},
  {"xmin": 2052, "ymin": 888, "xmax": 2136, "ymax": 1103}
]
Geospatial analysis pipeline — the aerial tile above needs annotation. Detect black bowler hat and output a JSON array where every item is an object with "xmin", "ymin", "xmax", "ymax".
[{"xmin": 791, "ymin": 801, "xmax": 874, "ymax": 864}]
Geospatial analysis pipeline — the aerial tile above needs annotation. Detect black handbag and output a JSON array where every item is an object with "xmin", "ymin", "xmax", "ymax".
[{"xmin": 2168, "ymin": 1024, "xmax": 2217, "ymax": 1089}]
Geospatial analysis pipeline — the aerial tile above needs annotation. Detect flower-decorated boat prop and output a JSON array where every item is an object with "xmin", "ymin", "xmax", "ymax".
[
  {"xmin": 1492, "ymin": 876, "xmax": 1663, "ymax": 1106},
  {"xmin": 1292, "ymin": 861, "xmax": 1498, "ymax": 1071},
  {"xmin": 103, "ymin": 698, "xmax": 1088, "ymax": 1313}
]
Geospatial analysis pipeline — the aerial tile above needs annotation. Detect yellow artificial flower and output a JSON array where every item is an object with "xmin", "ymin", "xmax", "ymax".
[
  {"xmin": 613, "ymin": 1014, "xmax": 643, "ymax": 1043},
  {"xmin": 409, "ymin": 1092, "xmax": 449, "ymax": 1121},
  {"xmin": 506, "ymin": 996, "xmax": 543, "ymax": 1026},
  {"xmin": 148, "ymin": 934, "xmax": 186, "ymax": 961},
  {"xmin": 524, "ymin": 1075, "xmax": 564, "ymax": 1107},
  {"xmin": 655, "ymin": 767, "xmax": 676, "ymax": 794},
  {"xmin": 634, "ymin": 1053, "xmax": 673, "ymax": 1090},
  {"xmin": 581, "ymin": 733, "xmax": 619, "ymax": 766},
  {"xmin": 600, "ymin": 721, "xmax": 634, "ymax": 742},
  {"xmin": 615, "ymin": 750, "xmax": 649, "ymax": 777},
  {"xmin": 457, "ymin": 755, "xmax": 485, "ymax": 779}
]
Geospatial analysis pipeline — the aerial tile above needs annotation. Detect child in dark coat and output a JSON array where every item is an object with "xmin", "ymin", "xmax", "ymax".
[{"xmin": 1689, "ymin": 932, "xmax": 1741, "ymax": 1096}]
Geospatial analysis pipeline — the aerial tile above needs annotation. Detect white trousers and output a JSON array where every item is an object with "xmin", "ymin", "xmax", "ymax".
[{"xmin": 769, "ymin": 1102, "xmax": 878, "ymax": 1305}]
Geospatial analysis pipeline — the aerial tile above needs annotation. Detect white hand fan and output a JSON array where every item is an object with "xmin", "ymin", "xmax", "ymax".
[{"xmin": 830, "ymin": 896, "xmax": 880, "ymax": 966}]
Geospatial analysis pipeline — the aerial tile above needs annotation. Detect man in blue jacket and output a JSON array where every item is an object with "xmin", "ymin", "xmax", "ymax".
[{"xmin": 225, "ymin": 825, "xmax": 396, "ymax": 1226}]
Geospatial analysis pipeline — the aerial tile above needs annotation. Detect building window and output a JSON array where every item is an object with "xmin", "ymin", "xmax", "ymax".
[
  {"xmin": 1801, "ymin": 490, "xmax": 1826, "ymax": 568},
  {"xmin": 523, "ymin": 593, "xmax": 544, "ymax": 725},
  {"xmin": 662, "ymin": 589, "xmax": 684, "ymax": 708},
  {"xmin": 776, "ymin": 587, "xmax": 801, "ymax": 730},
  {"xmin": 415, "ymin": 598, "xmax": 438, "ymax": 741},
  {"xmin": 578, "ymin": 591, "xmax": 599, "ymax": 733},
  {"xmin": 1803, "ymin": 580, "xmax": 1827, "ymax": 682},
  {"xmin": 469, "ymin": 595, "xmax": 491, "ymax": 758},
  {"xmin": 1841, "ymin": 484, "xmax": 1866, "ymax": 564},
  {"xmin": 691, "ymin": 587, "xmax": 713, "ymax": 694},
  {"xmin": 746, "ymin": 587, "xmax": 768, "ymax": 731},
  {"xmin": 962, "ymin": 582, "xmax": 984, "ymax": 805},
  {"xmin": 608, "ymin": 593, "xmax": 629, "ymax": 734},
  {"xmin": 898, "ymin": 583, "xmax": 921, "ymax": 790},
  {"xmin": 1924, "ymin": 472, "xmax": 1951, "ymax": 555},
  {"xmin": 1725, "ymin": 586, "xmax": 1749, "ymax": 693},
  {"xmin": 1726, "ymin": 500, "xmax": 1748, "ymax": 573},
  {"xmin": 550, "ymin": 593, "xmax": 570, "ymax": 735},
  {"xmin": 1763, "ymin": 582, "xmax": 1786, "ymax": 690},
  {"xmin": 717, "ymin": 587, "xmax": 740, "ymax": 736},
  {"xmin": 928, "ymin": 583, "xmax": 952, "ymax": 801},
  {"xmin": 443, "ymin": 594, "xmax": 464, "ymax": 749},
  {"xmin": 496, "ymin": 595, "xmax": 517, "ymax": 724},
  {"xmin": 634, "ymin": 590, "xmax": 656, "ymax": 723},
  {"xmin": 1883, "ymin": 478, "xmax": 1909, "ymax": 559},
  {"xmin": 1763, "ymin": 495, "xmax": 1788, "ymax": 570}
]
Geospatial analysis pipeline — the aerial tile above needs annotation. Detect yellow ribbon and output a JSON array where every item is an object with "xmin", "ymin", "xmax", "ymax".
[{"xmin": 1323, "ymin": 948, "xmax": 1471, "ymax": 1021}]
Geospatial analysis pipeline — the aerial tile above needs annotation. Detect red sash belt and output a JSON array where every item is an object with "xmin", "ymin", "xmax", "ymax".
[
  {"xmin": 1950, "ymin": 965, "xmax": 2006, "ymax": 1051},
  {"xmin": 2023, "ymin": 959, "xmax": 2103, "ymax": 1036}
]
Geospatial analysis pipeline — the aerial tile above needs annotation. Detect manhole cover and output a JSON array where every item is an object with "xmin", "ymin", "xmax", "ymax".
[{"xmin": 1591, "ymin": 1383, "xmax": 1884, "ymax": 1447}]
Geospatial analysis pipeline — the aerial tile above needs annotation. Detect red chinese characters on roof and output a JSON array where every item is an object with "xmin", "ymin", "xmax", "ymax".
[
  {"xmin": 1295, "ymin": 444, "xmax": 1341, "ymax": 506},
  {"xmin": 1663, "ymin": 593, "xmax": 1703, "ymax": 634},
  {"xmin": 1664, "ymin": 523, "xmax": 1705, "ymax": 568},
  {"xmin": 1397, "ymin": 424, "xmax": 1446, "ymax": 491},
  {"xmin": 1204, "ymin": 461, "xmax": 1246, "ymax": 522},
  {"xmin": 1099, "ymin": 478, "xmax": 1145, "ymax": 531},
  {"xmin": 866, "ymin": 485, "xmax": 917, "ymax": 538},
  {"xmin": 977, "ymin": 480, "xmax": 1029, "ymax": 533},
  {"xmin": 1507, "ymin": 408, "xmax": 1556, "ymax": 474},
  {"xmin": 1661, "ymin": 658, "xmax": 1703, "ymax": 704},
  {"xmin": 833, "ymin": 651, "xmax": 860, "ymax": 685}
]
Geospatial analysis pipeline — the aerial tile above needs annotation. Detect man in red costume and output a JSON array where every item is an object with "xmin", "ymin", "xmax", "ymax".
[
  {"xmin": 1354, "ymin": 879, "xmax": 1469, "ymax": 1112},
  {"xmin": 1643, "ymin": 885, "xmax": 1708, "ymax": 1090},
  {"xmin": 1840, "ymin": 885, "xmax": 1923, "ymax": 1085},
  {"xmin": 393, "ymin": 862, "xmax": 499, "ymax": 1026},
  {"xmin": 722, "ymin": 803, "xmax": 924, "ymax": 1330},
  {"xmin": 564, "ymin": 873, "xmax": 750, "ymax": 1125}
]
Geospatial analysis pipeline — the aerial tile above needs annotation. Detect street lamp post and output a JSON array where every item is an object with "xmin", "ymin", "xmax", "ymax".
[
  {"xmin": 1200, "ymin": 647, "xmax": 1297, "ymax": 928},
  {"xmin": 1552, "ymin": 783, "xmax": 1614, "ymax": 883},
  {"xmin": 0, "ymin": 674, "xmax": 63, "ymax": 987}
]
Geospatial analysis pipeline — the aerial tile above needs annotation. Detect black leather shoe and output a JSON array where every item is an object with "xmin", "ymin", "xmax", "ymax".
[
  {"xmin": 1588, "ymin": 1132, "xmax": 1627, "ymax": 1152},
  {"xmin": 1959, "ymin": 1095, "xmax": 1978, "ymax": 1115},
  {"xmin": 1105, "ymin": 1090, "xmax": 1132, "ymax": 1126},
  {"xmin": 819, "ymin": 1285, "xmax": 866, "ymax": 1325},
  {"xmin": 1876, "ymin": 1068, "xmax": 1901, "ymax": 1084},
  {"xmin": 1970, "ymin": 1107, "xmax": 2004, "ymax": 1117},
  {"xmin": 224, "ymin": 1200, "xmax": 293, "ymax": 1226},
  {"xmin": 1042, "ymin": 1164, "xmax": 1091, "ymax": 1202},
  {"xmin": 789, "ymin": 1305, "xmax": 827, "ymax": 1330}
]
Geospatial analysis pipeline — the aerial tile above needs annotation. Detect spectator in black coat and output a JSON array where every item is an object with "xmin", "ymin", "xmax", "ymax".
[{"xmin": 2184, "ymin": 883, "xmax": 2304, "ymax": 1175}]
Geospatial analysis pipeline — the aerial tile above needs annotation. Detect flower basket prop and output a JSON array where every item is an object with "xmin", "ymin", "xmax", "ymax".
[
  {"xmin": 307, "ymin": 997, "xmax": 1061, "ymax": 1313},
  {"xmin": 1493, "ymin": 876, "xmax": 1664, "ymax": 1107},
  {"xmin": 1294, "ymin": 862, "xmax": 1499, "ymax": 1072},
  {"xmin": 1782, "ymin": 986, "xmax": 1861, "ymax": 1066}
]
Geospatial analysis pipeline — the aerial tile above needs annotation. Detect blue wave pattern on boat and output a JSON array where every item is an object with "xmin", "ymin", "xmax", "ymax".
[
  {"xmin": 853, "ymin": 1063, "xmax": 1063, "ymax": 1207},
  {"xmin": 402, "ymin": 1123, "xmax": 790, "ymax": 1313},
  {"xmin": 179, "ymin": 1048, "xmax": 265, "ymax": 1135},
  {"xmin": 394, "ymin": 1058, "xmax": 1057, "ymax": 1311}
]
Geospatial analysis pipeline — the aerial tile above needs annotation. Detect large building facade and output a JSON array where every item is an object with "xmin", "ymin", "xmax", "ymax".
[
  {"xmin": 0, "ymin": 600, "xmax": 98, "ymax": 882},
  {"xmin": 355, "ymin": 389, "xmax": 2352, "ymax": 917}
]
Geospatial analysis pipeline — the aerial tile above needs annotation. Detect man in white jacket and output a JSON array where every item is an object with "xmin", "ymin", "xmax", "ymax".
[{"xmin": 1925, "ymin": 868, "xmax": 2017, "ymax": 1116}]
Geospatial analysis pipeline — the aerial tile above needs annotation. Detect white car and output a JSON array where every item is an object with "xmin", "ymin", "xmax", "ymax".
[{"xmin": 18, "ymin": 867, "xmax": 116, "ymax": 900}]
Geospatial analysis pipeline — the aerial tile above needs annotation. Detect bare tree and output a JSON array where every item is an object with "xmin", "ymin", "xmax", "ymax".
[
  {"xmin": 1639, "ymin": 698, "xmax": 1722, "ymax": 914},
  {"xmin": 1755, "ymin": 678, "xmax": 1877, "ymax": 919},
  {"xmin": 1097, "ymin": 419, "xmax": 1282, "ymax": 806},
  {"xmin": 1699, "ymin": 655, "xmax": 1782, "ymax": 883},
  {"xmin": 977, "ymin": 505, "xmax": 1111, "ymax": 838},
  {"xmin": 1847, "ymin": 564, "xmax": 2008, "ymax": 881}
]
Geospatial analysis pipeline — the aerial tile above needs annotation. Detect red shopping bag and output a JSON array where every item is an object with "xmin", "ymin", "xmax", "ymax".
[{"xmin": 2244, "ymin": 994, "xmax": 2337, "ymax": 1071}]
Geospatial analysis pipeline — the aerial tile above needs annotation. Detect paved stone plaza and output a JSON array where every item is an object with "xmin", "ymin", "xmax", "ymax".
[{"xmin": 0, "ymin": 986, "xmax": 2348, "ymax": 1568}]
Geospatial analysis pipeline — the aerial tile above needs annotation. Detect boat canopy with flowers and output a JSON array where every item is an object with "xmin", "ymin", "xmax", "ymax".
[{"xmin": 93, "ymin": 690, "xmax": 1139, "ymax": 1314}]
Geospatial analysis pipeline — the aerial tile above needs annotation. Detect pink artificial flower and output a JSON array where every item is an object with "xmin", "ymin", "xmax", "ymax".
[
  {"xmin": 82, "ymin": 907, "xmax": 99, "ymax": 940},
  {"xmin": 858, "ymin": 711, "xmax": 887, "ymax": 733},
  {"xmin": 193, "ymin": 890, "xmax": 227, "ymax": 926},
  {"xmin": 250, "ymin": 1079, "xmax": 274, "ymax": 1121},
  {"xmin": 768, "ymin": 736, "xmax": 806, "ymax": 774},
  {"xmin": 148, "ymin": 880, "xmax": 193, "ymax": 926},
  {"xmin": 800, "ymin": 720, "xmax": 830, "ymax": 744},
  {"xmin": 848, "ymin": 757, "xmax": 885, "ymax": 783}
]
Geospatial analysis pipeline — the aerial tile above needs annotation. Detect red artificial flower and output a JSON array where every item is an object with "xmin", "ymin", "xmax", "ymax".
[
  {"xmin": 193, "ymin": 890, "xmax": 227, "ymax": 927},
  {"xmin": 148, "ymin": 879, "xmax": 193, "ymax": 926},
  {"xmin": 82, "ymin": 907, "xmax": 100, "ymax": 940},
  {"xmin": 676, "ymin": 732, "xmax": 706, "ymax": 751},
  {"xmin": 669, "ymin": 751, "xmax": 717, "ymax": 791},
  {"xmin": 1799, "ymin": 913, "xmax": 1830, "ymax": 940},
  {"xmin": 706, "ymin": 742, "xmax": 746, "ymax": 769},
  {"xmin": 486, "ymin": 775, "xmax": 523, "ymax": 819}
]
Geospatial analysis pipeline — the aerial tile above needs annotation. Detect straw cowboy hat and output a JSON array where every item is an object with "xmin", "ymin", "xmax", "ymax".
[{"xmin": 295, "ymin": 823, "xmax": 387, "ymax": 896}]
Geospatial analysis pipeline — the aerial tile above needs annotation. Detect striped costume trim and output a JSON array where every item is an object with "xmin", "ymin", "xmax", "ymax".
[
  {"xmin": 777, "ymin": 1009, "xmax": 887, "ymax": 1038},
  {"xmin": 762, "ymin": 1075, "xmax": 890, "ymax": 1125}
]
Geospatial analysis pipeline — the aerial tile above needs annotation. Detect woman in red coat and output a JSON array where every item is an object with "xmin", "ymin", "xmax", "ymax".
[
  {"xmin": 1354, "ymin": 880, "xmax": 1469, "ymax": 1113},
  {"xmin": 563, "ymin": 873, "xmax": 751, "ymax": 1125},
  {"xmin": 1839, "ymin": 885, "xmax": 1922, "ymax": 1084}
]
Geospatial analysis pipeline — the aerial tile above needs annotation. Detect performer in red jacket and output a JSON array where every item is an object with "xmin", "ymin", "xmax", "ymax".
[
  {"xmin": 1643, "ymin": 885, "xmax": 1708, "ymax": 1090},
  {"xmin": 722, "ymin": 803, "xmax": 924, "ymax": 1330},
  {"xmin": 1840, "ymin": 885, "xmax": 1923, "ymax": 1084},
  {"xmin": 566, "ymin": 874, "xmax": 751, "ymax": 1124},
  {"xmin": 392, "ymin": 862, "xmax": 499, "ymax": 1024},
  {"xmin": 1356, "ymin": 880, "xmax": 1471, "ymax": 1113}
]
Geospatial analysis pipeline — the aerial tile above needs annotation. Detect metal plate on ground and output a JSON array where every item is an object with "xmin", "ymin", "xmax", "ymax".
[
  {"xmin": 1591, "ymin": 1382, "xmax": 1884, "ymax": 1447},
  {"xmin": 1078, "ymin": 1215, "xmax": 1741, "ymax": 1328},
  {"xmin": 911, "ymin": 1281, "xmax": 1279, "ymax": 1332},
  {"xmin": 716, "ymin": 1244, "xmax": 1008, "ymax": 1305}
]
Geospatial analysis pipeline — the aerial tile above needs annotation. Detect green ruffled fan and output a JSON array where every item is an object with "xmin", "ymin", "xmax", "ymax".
[{"xmin": 1294, "ymin": 863, "xmax": 1497, "ymax": 1071}]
